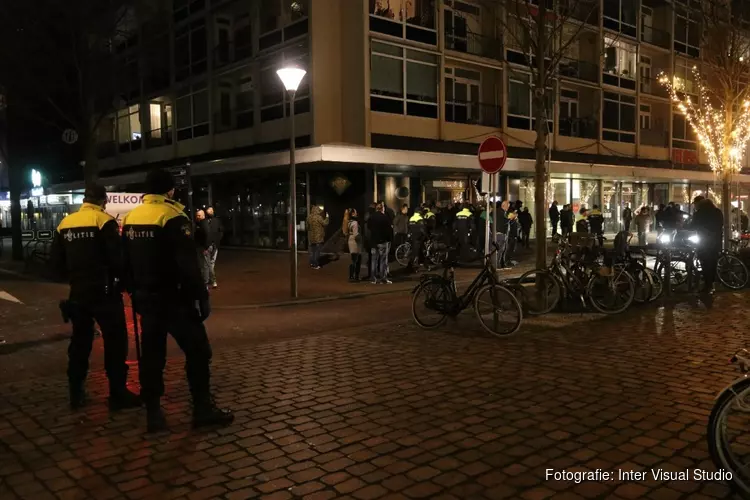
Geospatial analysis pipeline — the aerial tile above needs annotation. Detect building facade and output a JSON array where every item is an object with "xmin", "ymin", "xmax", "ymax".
[{"xmin": 49, "ymin": 0, "xmax": 750, "ymax": 247}]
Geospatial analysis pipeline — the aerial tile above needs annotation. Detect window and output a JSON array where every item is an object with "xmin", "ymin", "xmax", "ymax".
[
  {"xmin": 176, "ymin": 83, "xmax": 209, "ymax": 141},
  {"xmin": 370, "ymin": 41, "xmax": 439, "ymax": 118},
  {"xmin": 603, "ymin": 36, "xmax": 636, "ymax": 79},
  {"xmin": 602, "ymin": 91, "xmax": 635, "ymax": 143},
  {"xmin": 444, "ymin": 67, "xmax": 496, "ymax": 126},
  {"xmin": 673, "ymin": 113, "xmax": 697, "ymax": 149},
  {"xmin": 370, "ymin": 0, "xmax": 437, "ymax": 45},
  {"xmin": 444, "ymin": 0, "xmax": 482, "ymax": 54},
  {"xmin": 603, "ymin": 0, "xmax": 637, "ymax": 37},
  {"xmin": 216, "ymin": 75, "xmax": 255, "ymax": 131},
  {"xmin": 559, "ymin": 89, "xmax": 579, "ymax": 136},
  {"xmin": 173, "ymin": 0, "xmax": 205, "ymax": 23},
  {"xmin": 674, "ymin": 6, "xmax": 700, "ymax": 57},
  {"xmin": 116, "ymin": 105, "xmax": 142, "ymax": 153},
  {"xmin": 507, "ymin": 72, "xmax": 553, "ymax": 131},
  {"xmin": 259, "ymin": 44, "xmax": 310, "ymax": 122},
  {"xmin": 175, "ymin": 20, "xmax": 207, "ymax": 82},
  {"xmin": 259, "ymin": 0, "xmax": 309, "ymax": 51},
  {"xmin": 639, "ymin": 104, "xmax": 651, "ymax": 130},
  {"xmin": 673, "ymin": 59, "xmax": 697, "ymax": 95},
  {"xmin": 214, "ymin": 15, "xmax": 253, "ymax": 67},
  {"xmin": 147, "ymin": 101, "xmax": 173, "ymax": 147}
]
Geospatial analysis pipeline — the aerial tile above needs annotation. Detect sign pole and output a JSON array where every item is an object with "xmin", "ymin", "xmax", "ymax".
[
  {"xmin": 484, "ymin": 179, "xmax": 491, "ymax": 259},
  {"xmin": 477, "ymin": 136, "xmax": 508, "ymax": 272},
  {"xmin": 492, "ymin": 174, "xmax": 499, "ymax": 270}
]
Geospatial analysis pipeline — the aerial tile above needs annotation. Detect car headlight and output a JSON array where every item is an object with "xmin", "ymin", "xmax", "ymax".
[
  {"xmin": 688, "ymin": 234, "xmax": 700, "ymax": 244},
  {"xmin": 658, "ymin": 234, "xmax": 672, "ymax": 244}
]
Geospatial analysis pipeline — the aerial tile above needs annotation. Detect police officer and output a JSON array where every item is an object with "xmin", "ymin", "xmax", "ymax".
[
  {"xmin": 588, "ymin": 205, "xmax": 605, "ymax": 246},
  {"xmin": 122, "ymin": 170, "xmax": 233, "ymax": 432},
  {"xmin": 51, "ymin": 184, "xmax": 141, "ymax": 411},
  {"xmin": 408, "ymin": 208, "xmax": 426, "ymax": 269},
  {"xmin": 453, "ymin": 203, "xmax": 474, "ymax": 261}
]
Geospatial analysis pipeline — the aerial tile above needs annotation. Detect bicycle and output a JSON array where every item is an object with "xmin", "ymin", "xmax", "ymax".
[
  {"xmin": 516, "ymin": 240, "xmax": 636, "ymax": 315},
  {"xmin": 654, "ymin": 231, "xmax": 749, "ymax": 291},
  {"xmin": 396, "ymin": 237, "xmax": 449, "ymax": 269},
  {"xmin": 708, "ymin": 348, "xmax": 750, "ymax": 495},
  {"xmin": 411, "ymin": 243, "xmax": 523, "ymax": 337}
]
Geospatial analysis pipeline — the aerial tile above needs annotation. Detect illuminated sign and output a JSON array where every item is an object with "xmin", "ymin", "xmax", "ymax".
[
  {"xmin": 31, "ymin": 187, "xmax": 44, "ymax": 197},
  {"xmin": 105, "ymin": 192, "xmax": 145, "ymax": 223},
  {"xmin": 31, "ymin": 169, "xmax": 42, "ymax": 187}
]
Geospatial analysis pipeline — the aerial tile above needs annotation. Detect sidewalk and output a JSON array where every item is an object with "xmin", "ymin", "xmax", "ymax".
[{"xmin": 206, "ymin": 248, "xmax": 536, "ymax": 307}]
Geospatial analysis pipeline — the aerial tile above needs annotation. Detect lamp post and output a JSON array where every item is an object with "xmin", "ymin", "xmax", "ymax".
[{"xmin": 277, "ymin": 66, "xmax": 307, "ymax": 298}]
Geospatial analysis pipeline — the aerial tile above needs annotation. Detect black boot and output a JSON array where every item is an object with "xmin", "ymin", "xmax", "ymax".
[
  {"xmin": 69, "ymin": 381, "xmax": 87, "ymax": 410},
  {"xmin": 193, "ymin": 395, "xmax": 234, "ymax": 429},
  {"xmin": 348, "ymin": 264, "xmax": 355, "ymax": 282},
  {"xmin": 146, "ymin": 401, "xmax": 168, "ymax": 433},
  {"xmin": 109, "ymin": 387, "xmax": 143, "ymax": 411}
]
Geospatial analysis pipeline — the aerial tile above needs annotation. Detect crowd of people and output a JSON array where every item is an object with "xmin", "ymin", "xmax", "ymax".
[{"xmin": 315, "ymin": 199, "xmax": 535, "ymax": 283}]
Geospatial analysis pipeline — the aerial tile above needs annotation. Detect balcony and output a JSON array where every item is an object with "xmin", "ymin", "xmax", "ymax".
[
  {"xmin": 641, "ymin": 25, "xmax": 670, "ymax": 50},
  {"xmin": 213, "ymin": 110, "xmax": 254, "ymax": 133},
  {"xmin": 445, "ymin": 101, "xmax": 501, "ymax": 128},
  {"xmin": 558, "ymin": 57, "xmax": 598, "ymax": 83},
  {"xmin": 640, "ymin": 76, "xmax": 669, "ymax": 98},
  {"xmin": 214, "ymin": 40, "xmax": 253, "ymax": 70},
  {"xmin": 563, "ymin": 0, "xmax": 599, "ymax": 25},
  {"xmin": 640, "ymin": 128, "xmax": 669, "ymax": 147},
  {"xmin": 559, "ymin": 117, "xmax": 599, "ymax": 139},
  {"xmin": 445, "ymin": 31, "xmax": 502, "ymax": 61}
]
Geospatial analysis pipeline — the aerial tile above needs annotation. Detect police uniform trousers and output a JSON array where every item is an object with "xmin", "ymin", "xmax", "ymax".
[
  {"xmin": 68, "ymin": 293, "xmax": 129, "ymax": 391},
  {"xmin": 134, "ymin": 292, "xmax": 212, "ymax": 403}
]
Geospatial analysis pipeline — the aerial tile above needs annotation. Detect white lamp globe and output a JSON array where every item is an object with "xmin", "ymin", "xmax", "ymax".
[{"xmin": 276, "ymin": 67, "xmax": 307, "ymax": 92}]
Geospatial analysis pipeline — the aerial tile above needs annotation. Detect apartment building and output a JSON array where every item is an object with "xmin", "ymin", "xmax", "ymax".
[{"xmin": 51, "ymin": 0, "xmax": 750, "ymax": 248}]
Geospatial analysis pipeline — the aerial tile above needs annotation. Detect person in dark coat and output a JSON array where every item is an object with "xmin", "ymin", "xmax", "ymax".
[
  {"xmin": 588, "ymin": 205, "xmax": 605, "ymax": 246},
  {"xmin": 367, "ymin": 203, "xmax": 393, "ymax": 284},
  {"xmin": 622, "ymin": 204, "xmax": 633, "ymax": 232},
  {"xmin": 689, "ymin": 196, "xmax": 723, "ymax": 294},
  {"xmin": 560, "ymin": 204, "xmax": 574, "ymax": 240},
  {"xmin": 549, "ymin": 201, "xmax": 560, "ymax": 237},
  {"xmin": 519, "ymin": 208, "xmax": 533, "ymax": 247}
]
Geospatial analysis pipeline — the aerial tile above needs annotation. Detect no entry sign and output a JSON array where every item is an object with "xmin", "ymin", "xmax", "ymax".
[{"xmin": 478, "ymin": 136, "xmax": 508, "ymax": 174}]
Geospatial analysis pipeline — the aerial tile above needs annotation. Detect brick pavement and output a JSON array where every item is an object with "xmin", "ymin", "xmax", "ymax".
[{"xmin": 1, "ymin": 289, "xmax": 748, "ymax": 499}]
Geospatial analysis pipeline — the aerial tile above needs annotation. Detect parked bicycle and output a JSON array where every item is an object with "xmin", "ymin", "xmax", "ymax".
[
  {"xmin": 411, "ymin": 243, "xmax": 523, "ymax": 337},
  {"xmin": 395, "ymin": 237, "xmax": 448, "ymax": 269},
  {"xmin": 708, "ymin": 348, "xmax": 750, "ymax": 495},
  {"xmin": 516, "ymin": 239, "xmax": 636, "ymax": 315}
]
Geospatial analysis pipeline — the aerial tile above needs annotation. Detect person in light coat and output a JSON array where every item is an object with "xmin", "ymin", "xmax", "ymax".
[{"xmin": 343, "ymin": 208, "xmax": 363, "ymax": 281}]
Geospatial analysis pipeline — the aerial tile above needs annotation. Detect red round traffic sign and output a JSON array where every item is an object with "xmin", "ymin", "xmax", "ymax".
[{"xmin": 478, "ymin": 136, "xmax": 508, "ymax": 174}]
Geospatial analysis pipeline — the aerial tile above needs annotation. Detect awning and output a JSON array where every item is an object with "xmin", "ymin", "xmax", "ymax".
[{"xmin": 48, "ymin": 144, "xmax": 750, "ymax": 193}]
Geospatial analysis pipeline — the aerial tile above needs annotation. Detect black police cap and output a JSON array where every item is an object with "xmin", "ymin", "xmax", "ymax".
[
  {"xmin": 83, "ymin": 184, "xmax": 107, "ymax": 203},
  {"xmin": 145, "ymin": 169, "xmax": 175, "ymax": 194}
]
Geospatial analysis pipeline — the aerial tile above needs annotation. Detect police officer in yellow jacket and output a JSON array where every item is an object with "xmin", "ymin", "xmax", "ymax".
[
  {"xmin": 122, "ymin": 169, "xmax": 232, "ymax": 432},
  {"xmin": 51, "ymin": 184, "xmax": 141, "ymax": 411},
  {"xmin": 408, "ymin": 210, "xmax": 426, "ymax": 269},
  {"xmin": 453, "ymin": 204, "xmax": 475, "ymax": 261}
]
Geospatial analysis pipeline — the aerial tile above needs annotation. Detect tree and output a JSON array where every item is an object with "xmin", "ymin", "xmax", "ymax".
[
  {"xmin": 481, "ymin": 0, "xmax": 598, "ymax": 269},
  {"xmin": 0, "ymin": 0, "xmax": 141, "ymax": 183},
  {"xmin": 659, "ymin": 0, "xmax": 750, "ymax": 247}
]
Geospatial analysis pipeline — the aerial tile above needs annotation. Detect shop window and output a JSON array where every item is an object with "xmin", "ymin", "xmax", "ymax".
[
  {"xmin": 176, "ymin": 83, "xmax": 209, "ymax": 141},
  {"xmin": 173, "ymin": 0, "xmax": 205, "ymax": 23},
  {"xmin": 116, "ymin": 105, "xmax": 142, "ymax": 153},
  {"xmin": 175, "ymin": 19, "xmax": 207, "ymax": 82},
  {"xmin": 674, "ymin": 6, "xmax": 700, "ymax": 57},
  {"xmin": 259, "ymin": 0, "xmax": 309, "ymax": 52},
  {"xmin": 370, "ymin": 0, "xmax": 437, "ymax": 46},
  {"xmin": 672, "ymin": 113, "xmax": 697, "ymax": 150},
  {"xmin": 603, "ymin": 35, "xmax": 636, "ymax": 89},
  {"xmin": 603, "ymin": 0, "xmax": 637, "ymax": 37},
  {"xmin": 370, "ymin": 41, "xmax": 438, "ymax": 119},
  {"xmin": 259, "ymin": 44, "xmax": 310, "ymax": 123},
  {"xmin": 673, "ymin": 59, "xmax": 697, "ymax": 95},
  {"xmin": 147, "ymin": 101, "xmax": 173, "ymax": 148},
  {"xmin": 602, "ymin": 91, "xmax": 635, "ymax": 143}
]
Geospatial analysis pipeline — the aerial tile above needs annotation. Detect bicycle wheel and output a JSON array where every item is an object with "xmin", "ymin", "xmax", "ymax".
[
  {"xmin": 395, "ymin": 243, "xmax": 412, "ymax": 267},
  {"xmin": 630, "ymin": 266, "xmax": 653, "ymax": 304},
  {"xmin": 655, "ymin": 258, "xmax": 689, "ymax": 289},
  {"xmin": 644, "ymin": 268, "xmax": 663, "ymax": 301},
  {"xmin": 474, "ymin": 284, "xmax": 523, "ymax": 337},
  {"xmin": 515, "ymin": 269, "xmax": 561, "ymax": 315},
  {"xmin": 587, "ymin": 269, "xmax": 635, "ymax": 314},
  {"xmin": 718, "ymin": 254, "xmax": 749, "ymax": 290},
  {"xmin": 708, "ymin": 377, "xmax": 750, "ymax": 496},
  {"xmin": 411, "ymin": 280, "xmax": 450, "ymax": 329}
]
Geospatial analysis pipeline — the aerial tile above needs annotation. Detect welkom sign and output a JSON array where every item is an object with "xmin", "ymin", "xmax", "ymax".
[{"xmin": 105, "ymin": 193, "xmax": 145, "ymax": 224}]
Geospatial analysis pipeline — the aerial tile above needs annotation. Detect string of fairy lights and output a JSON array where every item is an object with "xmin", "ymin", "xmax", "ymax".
[{"xmin": 658, "ymin": 67, "xmax": 750, "ymax": 176}]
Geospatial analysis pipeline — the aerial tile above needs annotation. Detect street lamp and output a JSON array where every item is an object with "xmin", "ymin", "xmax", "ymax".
[{"xmin": 277, "ymin": 66, "xmax": 307, "ymax": 298}]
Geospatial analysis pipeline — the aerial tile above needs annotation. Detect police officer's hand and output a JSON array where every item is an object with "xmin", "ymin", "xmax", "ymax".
[{"xmin": 196, "ymin": 297, "xmax": 211, "ymax": 321}]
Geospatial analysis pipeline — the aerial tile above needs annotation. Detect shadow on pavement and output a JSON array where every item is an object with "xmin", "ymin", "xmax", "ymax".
[{"xmin": 0, "ymin": 332, "xmax": 69, "ymax": 355}]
